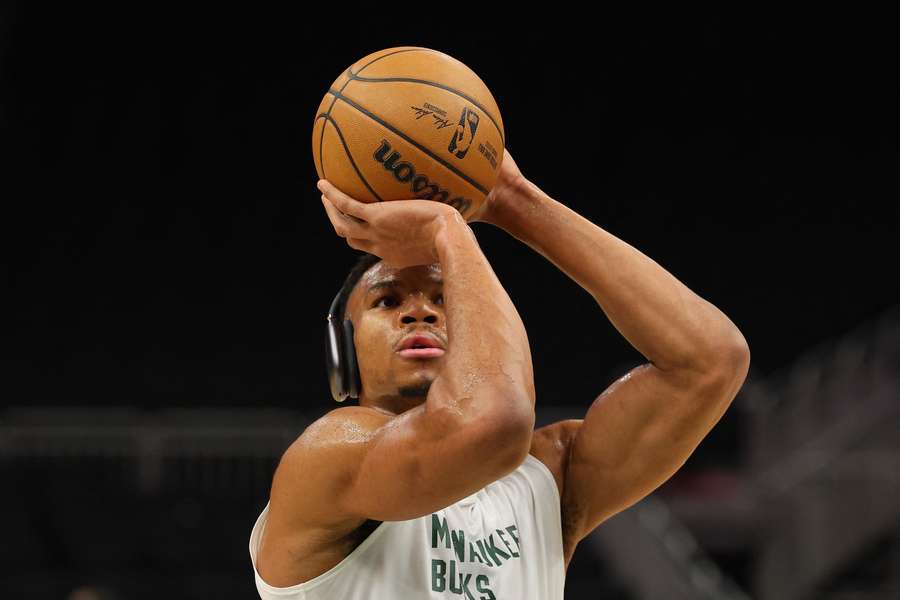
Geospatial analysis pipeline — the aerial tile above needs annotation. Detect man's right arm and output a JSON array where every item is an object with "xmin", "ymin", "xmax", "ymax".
[{"xmin": 273, "ymin": 214, "xmax": 536, "ymax": 525}]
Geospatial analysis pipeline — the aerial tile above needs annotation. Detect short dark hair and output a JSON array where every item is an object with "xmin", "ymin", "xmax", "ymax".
[{"xmin": 336, "ymin": 252, "xmax": 382, "ymax": 321}]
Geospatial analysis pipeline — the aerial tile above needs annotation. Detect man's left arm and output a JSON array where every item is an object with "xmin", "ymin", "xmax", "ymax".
[{"xmin": 478, "ymin": 152, "xmax": 750, "ymax": 545}]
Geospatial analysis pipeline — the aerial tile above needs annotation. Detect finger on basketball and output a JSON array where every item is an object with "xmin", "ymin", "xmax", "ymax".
[
  {"xmin": 317, "ymin": 180, "xmax": 369, "ymax": 222},
  {"xmin": 321, "ymin": 194, "xmax": 363, "ymax": 238}
]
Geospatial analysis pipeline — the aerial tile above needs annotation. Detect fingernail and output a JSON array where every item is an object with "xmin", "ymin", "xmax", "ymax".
[{"xmin": 316, "ymin": 180, "xmax": 325, "ymax": 191}]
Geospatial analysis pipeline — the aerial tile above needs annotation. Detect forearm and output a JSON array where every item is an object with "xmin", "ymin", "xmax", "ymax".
[
  {"xmin": 429, "ymin": 212, "xmax": 536, "ymax": 422},
  {"xmin": 490, "ymin": 178, "xmax": 745, "ymax": 373}
]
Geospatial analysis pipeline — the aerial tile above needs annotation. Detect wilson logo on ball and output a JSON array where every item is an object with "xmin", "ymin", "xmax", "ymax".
[
  {"xmin": 373, "ymin": 140, "xmax": 472, "ymax": 216},
  {"xmin": 448, "ymin": 107, "xmax": 480, "ymax": 159}
]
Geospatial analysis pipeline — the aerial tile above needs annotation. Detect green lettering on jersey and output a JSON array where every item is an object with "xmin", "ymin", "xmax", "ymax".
[
  {"xmin": 431, "ymin": 514, "xmax": 450, "ymax": 549},
  {"xmin": 431, "ymin": 559, "xmax": 446, "ymax": 591},
  {"xmin": 461, "ymin": 572, "xmax": 475, "ymax": 600},
  {"xmin": 475, "ymin": 539, "xmax": 494, "ymax": 567},
  {"xmin": 505, "ymin": 525, "xmax": 520, "ymax": 554},
  {"xmin": 469, "ymin": 542, "xmax": 485, "ymax": 564},
  {"xmin": 449, "ymin": 560, "xmax": 462, "ymax": 594},
  {"xmin": 484, "ymin": 534, "xmax": 511, "ymax": 566},
  {"xmin": 476, "ymin": 574, "xmax": 496, "ymax": 600},
  {"xmin": 450, "ymin": 529, "xmax": 466, "ymax": 562},
  {"xmin": 496, "ymin": 529, "xmax": 518, "ymax": 558}
]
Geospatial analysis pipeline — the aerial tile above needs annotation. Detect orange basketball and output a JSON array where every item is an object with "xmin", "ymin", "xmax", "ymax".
[{"xmin": 312, "ymin": 47, "xmax": 504, "ymax": 221}]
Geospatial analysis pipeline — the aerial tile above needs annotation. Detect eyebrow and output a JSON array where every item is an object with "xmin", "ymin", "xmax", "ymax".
[
  {"xmin": 366, "ymin": 277, "xmax": 443, "ymax": 295},
  {"xmin": 366, "ymin": 279, "xmax": 401, "ymax": 295}
]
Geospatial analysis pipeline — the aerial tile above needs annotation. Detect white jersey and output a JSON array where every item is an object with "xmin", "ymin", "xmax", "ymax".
[{"xmin": 249, "ymin": 453, "xmax": 566, "ymax": 599}]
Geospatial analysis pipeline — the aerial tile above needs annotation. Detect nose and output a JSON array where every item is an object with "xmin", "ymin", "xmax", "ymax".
[{"xmin": 399, "ymin": 294, "xmax": 441, "ymax": 325}]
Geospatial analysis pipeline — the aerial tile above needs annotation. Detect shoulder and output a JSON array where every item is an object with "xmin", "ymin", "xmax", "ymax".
[
  {"xmin": 297, "ymin": 405, "xmax": 393, "ymax": 441},
  {"xmin": 258, "ymin": 407, "xmax": 394, "ymax": 584},
  {"xmin": 271, "ymin": 406, "xmax": 393, "ymax": 526},
  {"xmin": 282, "ymin": 405, "xmax": 394, "ymax": 461},
  {"xmin": 276, "ymin": 405, "xmax": 394, "ymax": 480},
  {"xmin": 528, "ymin": 419, "xmax": 583, "ymax": 498}
]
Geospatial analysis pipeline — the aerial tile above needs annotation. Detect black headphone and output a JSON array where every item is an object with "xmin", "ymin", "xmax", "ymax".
[{"xmin": 325, "ymin": 286, "xmax": 362, "ymax": 402}]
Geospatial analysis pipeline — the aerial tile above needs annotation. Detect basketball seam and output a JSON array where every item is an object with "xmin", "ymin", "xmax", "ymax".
[
  {"xmin": 328, "ymin": 88, "xmax": 490, "ymax": 196},
  {"xmin": 317, "ymin": 112, "xmax": 329, "ymax": 180},
  {"xmin": 352, "ymin": 47, "xmax": 434, "ymax": 78},
  {"xmin": 347, "ymin": 74, "xmax": 504, "ymax": 147},
  {"xmin": 320, "ymin": 49, "xmax": 433, "ymax": 180},
  {"xmin": 319, "ymin": 94, "xmax": 338, "ymax": 179},
  {"xmin": 319, "ymin": 114, "xmax": 384, "ymax": 203}
]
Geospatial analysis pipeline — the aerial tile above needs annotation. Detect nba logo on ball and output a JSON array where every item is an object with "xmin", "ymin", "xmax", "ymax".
[
  {"xmin": 312, "ymin": 47, "xmax": 504, "ymax": 221},
  {"xmin": 449, "ymin": 107, "xmax": 480, "ymax": 159}
]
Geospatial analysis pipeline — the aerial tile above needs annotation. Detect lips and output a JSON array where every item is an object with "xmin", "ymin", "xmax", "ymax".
[
  {"xmin": 396, "ymin": 333, "xmax": 446, "ymax": 359},
  {"xmin": 398, "ymin": 347, "xmax": 445, "ymax": 358}
]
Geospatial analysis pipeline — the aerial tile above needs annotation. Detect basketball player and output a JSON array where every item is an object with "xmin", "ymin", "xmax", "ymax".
[{"xmin": 249, "ymin": 150, "xmax": 750, "ymax": 599}]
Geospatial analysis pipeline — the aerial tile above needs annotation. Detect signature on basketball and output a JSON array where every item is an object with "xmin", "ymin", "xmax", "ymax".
[{"xmin": 411, "ymin": 106, "xmax": 453, "ymax": 130}]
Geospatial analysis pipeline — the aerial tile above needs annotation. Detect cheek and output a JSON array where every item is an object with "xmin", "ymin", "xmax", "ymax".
[{"xmin": 355, "ymin": 318, "xmax": 395, "ymax": 369}]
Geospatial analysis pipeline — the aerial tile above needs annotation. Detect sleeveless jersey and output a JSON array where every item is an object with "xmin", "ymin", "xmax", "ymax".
[{"xmin": 248, "ymin": 453, "xmax": 566, "ymax": 599}]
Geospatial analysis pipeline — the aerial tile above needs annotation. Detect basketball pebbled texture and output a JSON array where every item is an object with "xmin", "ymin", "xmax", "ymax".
[{"xmin": 312, "ymin": 47, "xmax": 504, "ymax": 221}]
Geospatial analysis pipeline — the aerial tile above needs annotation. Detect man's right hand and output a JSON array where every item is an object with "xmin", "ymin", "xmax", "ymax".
[{"xmin": 318, "ymin": 179, "xmax": 461, "ymax": 269}]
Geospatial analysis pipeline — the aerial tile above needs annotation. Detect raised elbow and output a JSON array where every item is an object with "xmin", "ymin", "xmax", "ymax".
[
  {"xmin": 699, "ymin": 328, "xmax": 751, "ymax": 401},
  {"xmin": 723, "ymin": 328, "xmax": 751, "ymax": 381}
]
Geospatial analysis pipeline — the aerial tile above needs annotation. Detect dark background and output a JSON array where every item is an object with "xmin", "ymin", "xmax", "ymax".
[
  {"xmin": 2, "ymin": 6, "xmax": 898, "ymax": 599},
  {"xmin": 3, "ymin": 10, "xmax": 898, "ymax": 407}
]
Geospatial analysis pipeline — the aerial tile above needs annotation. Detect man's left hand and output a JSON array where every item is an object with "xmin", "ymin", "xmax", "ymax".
[{"xmin": 467, "ymin": 148, "xmax": 527, "ymax": 226}]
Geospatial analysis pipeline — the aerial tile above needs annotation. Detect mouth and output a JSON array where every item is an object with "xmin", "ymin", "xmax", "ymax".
[
  {"xmin": 396, "ymin": 334, "xmax": 446, "ymax": 359},
  {"xmin": 397, "ymin": 347, "xmax": 445, "ymax": 359}
]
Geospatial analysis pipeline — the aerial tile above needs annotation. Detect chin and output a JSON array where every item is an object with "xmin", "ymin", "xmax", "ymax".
[{"xmin": 398, "ymin": 381, "xmax": 433, "ymax": 398}]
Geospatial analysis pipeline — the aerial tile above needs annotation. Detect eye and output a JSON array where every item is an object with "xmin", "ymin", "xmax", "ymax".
[
  {"xmin": 434, "ymin": 294, "xmax": 443, "ymax": 305},
  {"xmin": 374, "ymin": 295, "xmax": 398, "ymax": 308}
]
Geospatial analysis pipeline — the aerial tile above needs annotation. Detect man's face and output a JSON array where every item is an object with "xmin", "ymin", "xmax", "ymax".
[{"xmin": 346, "ymin": 261, "xmax": 447, "ymax": 402}]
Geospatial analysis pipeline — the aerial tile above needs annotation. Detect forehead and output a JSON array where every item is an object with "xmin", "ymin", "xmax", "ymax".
[{"xmin": 362, "ymin": 261, "xmax": 441, "ymax": 285}]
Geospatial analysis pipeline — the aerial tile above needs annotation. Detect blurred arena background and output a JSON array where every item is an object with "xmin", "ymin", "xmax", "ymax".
[{"xmin": 2, "ymin": 8, "xmax": 898, "ymax": 600}]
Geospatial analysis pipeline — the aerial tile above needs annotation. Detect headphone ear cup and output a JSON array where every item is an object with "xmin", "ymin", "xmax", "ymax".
[
  {"xmin": 342, "ymin": 318, "xmax": 361, "ymax": 399},
  {"xmin": 326, "ymin": 317, "xmax": 348, "ymax": 402}
]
